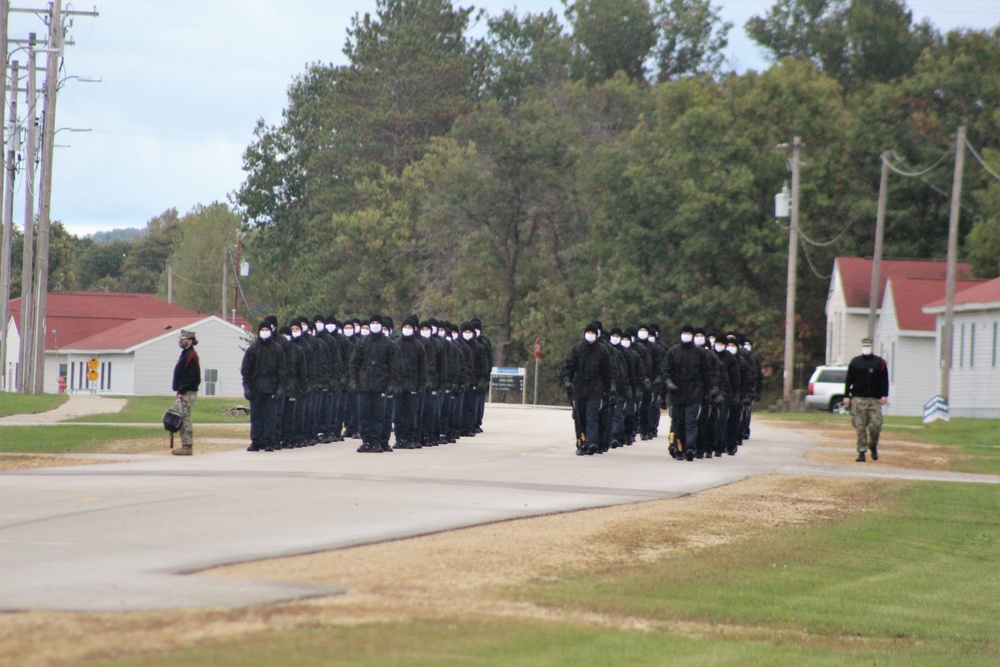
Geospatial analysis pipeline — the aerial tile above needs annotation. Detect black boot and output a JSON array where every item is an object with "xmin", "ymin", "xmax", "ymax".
[{"xmin": 855, "ymin": 451, "xmax": 866, "ymax": 462}]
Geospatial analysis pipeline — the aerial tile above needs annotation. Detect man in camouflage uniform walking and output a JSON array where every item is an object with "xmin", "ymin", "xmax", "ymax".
[{"xmin": 844, "ymin": 336, "xmax": 889, "ymax": 462}]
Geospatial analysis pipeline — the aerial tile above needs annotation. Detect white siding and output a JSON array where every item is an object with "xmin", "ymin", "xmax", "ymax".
[
  {"xmin": 3, "ymin": 317, "xmax": 20, "ymax": 390},
  {"xmin": 825, "ymin": 263, "xmax": 877, "ymax": 366},
  {"xmin": 877, "ymin": 286, "xmax": 938, "ymax": 417},
  {"xmin": 133, "ymin": 318, "xmax": 246, "ymax": 396},
  {"xmin": 947, "ymin": 315, "xmax": 1000, "ymax": 418}
]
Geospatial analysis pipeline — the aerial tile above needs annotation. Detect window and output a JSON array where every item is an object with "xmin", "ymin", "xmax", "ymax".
[
  {"xmin": 960, "ymin": 324, "xmax": 965, "ymax": 368},
  {"xmin": 990, "ymin": 321, "xmax": 998, "ymax": 367},
  {"xmin": 203, "ymin": 368, "xmax": 218, "ymax": 396},
  {"xmin": 970, "ymin": 323, "xmax": 976, "ymax": 368}
]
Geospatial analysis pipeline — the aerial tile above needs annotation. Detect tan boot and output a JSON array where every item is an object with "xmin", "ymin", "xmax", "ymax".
[{"xmin": 172, "ymin": 445, "xmax": 193, "ymax": 456}]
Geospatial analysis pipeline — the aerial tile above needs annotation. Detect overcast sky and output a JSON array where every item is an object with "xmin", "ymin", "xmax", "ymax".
[{"xmin": 8, "ymin": 0, "xmax": 999, "ymax": 237}]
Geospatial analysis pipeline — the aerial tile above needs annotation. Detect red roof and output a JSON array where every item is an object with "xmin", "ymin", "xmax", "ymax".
[
  {"xmin": 63, "ymin": 316, "xmax": 206, "ymax": 351},
  {"xmin": 8, "ymin": 292, "xmax": 205, "ymax": 351},
  {"xmin": 887, "ymin": 277, "xmax": 985, "ymax": 331},
  {"xmin": 923, "ymin": 275, "xmax": 1000, "ymax": 311},
  {"xmin": 837, "ymin": 257, "xmax": 972, "ymax": 309}
]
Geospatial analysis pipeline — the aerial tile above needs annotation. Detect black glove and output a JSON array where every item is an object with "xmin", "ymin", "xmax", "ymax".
[
  {"xmin": 714, "ymin": 394, "xmax": 725, "ymax": 407},
  {"xmin": 243, "ymin": 387, "xmax": 252, "ymax": 401},
  {"xmin": 643, "ymin": 378, "xmax": 652, "ymax": 391},
  {"xmin": 386, "ymin": 385, "xmax": 400, "ymax": 398},
  {"xmin": 563, "ymin": 379, "xmax": 573, "ymax": 391},
  {"xmin": 665, "ymin": 379, "xmax": 679, "ymax": 393}
]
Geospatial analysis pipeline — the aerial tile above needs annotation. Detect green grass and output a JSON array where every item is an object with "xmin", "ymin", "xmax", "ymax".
[
  {"xmin": 0, "ymin": 425, "xmax": 164, "ymax": 453},
  {"xmin": 65, "ymin": 396, "xmax": 250, "ymax": 424},
  {"xmin": 0, "ymin": 393, "xmax": 68, "ymax": 417},
  {"xmin": 761, "ymin": 412, "xmax": 1000, "ymax": 474},
  {"xmin": 82, "ymin": 482, "xmax": 1000, "ymax": 666}
]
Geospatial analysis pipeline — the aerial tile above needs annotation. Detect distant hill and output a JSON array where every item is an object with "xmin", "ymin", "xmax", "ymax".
[{"xmin": 87, "ymin": 228, "xmax": 147, "ymax": 244}]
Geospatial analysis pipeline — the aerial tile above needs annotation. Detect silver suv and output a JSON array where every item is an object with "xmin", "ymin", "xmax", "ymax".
[{"xmin": 805, "ymin": 365, "xmax": 848, "ymax": 413}]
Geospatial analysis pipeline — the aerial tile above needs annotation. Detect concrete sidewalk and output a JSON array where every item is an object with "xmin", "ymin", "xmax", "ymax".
[
  {"xmin": 0, "ymin": 394, "xmax": 127, "ymax": 426},
  {"xmin": 1, "ymin": 404, "xmax": 996, "ymax": 612}
]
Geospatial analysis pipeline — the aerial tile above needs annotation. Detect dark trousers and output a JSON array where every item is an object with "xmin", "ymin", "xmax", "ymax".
[
  {"xmin": 611, "ymin": 401, "xmax": 626, "ymax": 444},
  {"xmin": 713, "ymin": 404, "xmax": 729, "ymax": 454},
  {"xmin": 639, "ymin": 390, "xmax": 653, "ymax": 436},
  {"xmin": 696, "ymin": 401, "xmax": 711, "ymax": 455},
  {"xmin": 671, "ymin": 403, "xmax": 701, "ymax": 453},
  {"xmin": 741, "ymin": 402, "xmax": 752, "ymax": 440},
  {"xmin": 249, "ymin": 393, "xmax": 279, "ymax": 446},
  {"xmin": 380, "ymin": 395, "xmax": 395, "ymax": 446},
  {"xmin": 421, "ymin": 391, "xmax": 440, "ymax": 441},
  {"xmin": 345, "ymin": 390, "xmax": 359, "ymax": 434},
  {"xmin": 325, "ymin": 389, "xmax": 341, "ymax": 437},
  {"xmin": 281, "ymin": 397, "xmax": 297, "ymax": 443},
  {"xmin": 358, "ymin": 391, "xmax": 386, "ymax": 446},
  {"xmin": 460, "ymin": 390, "xmax": 477, "ymax": 433},
  {"xmin": 650, "ymin": 390, "xmax": 662, "ymax": 435},
  {"xmin": 575, "ymin": 398, "xmax": 602, "ymax": 449},
  {"xmin": 396, "ymin": 391, "xmax": 421, "ymax": 444},
  {"xmin": 725, "ymin": 403, "xmax": 742, "ymax": 454}
]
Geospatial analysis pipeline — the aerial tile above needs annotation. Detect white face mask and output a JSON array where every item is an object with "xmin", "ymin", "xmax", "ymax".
[
  {"xmin": 420, "ymin": 329, "xmax": 432, "ymax": 339},
  {"xmin": 610, "ymin": 336, "xmax": 621, "ymax": 346},
  {"xmin": 462, "ymin": 332, "xmax": 474, "ymax": 341},
  {"xmin": 714, "ymin": 343, "xmax": 726, "ymax": 353},
  {"xmin": 585, "ymin": 332, "xmax": 597, "ymax": 343},
  {"xmin": 438, "ymin": 329, "xmax": 447, "ymax": 338},
  {"xmin": 637, "ymin": 330, "xmax": 649, "ymax": 340},
  {"xmin": 314, "ymin": 323, "xmax": 324, "ymax": 332},
  {"xmin": 680, "ymin": 333, "xmax": 693, "ymax": 344},
  {"xmin": 370, "ymin": 323, "xmax": 382, "ymax": 334},
  {"xmin": 693, "ymin": 335, "xmax": 705, "ymax": 347},
  {"xmin": 259, "ymin": 329, "xmax": 272, "ymax": 340},
  {"xmin": 709, "ymin": 337, "xmax": 716, "ymax": 346},
  {"xmin": 291, "ymin": 330, "xmax": 302, "ymax": 339},
  {"xmin": 326, "ymin": 324, "xmax": 336, "ymax": 333},
  {"xmin": 283, "ymin": 334, "xmax": 291, "ymax": 341},
  {"xmin": 862, "ymin": 346, "xmax": 873, "ymax": 356},
  {"xmin": 344, "ymin": 328, "xmax": 354, "ymax": 337},
  {"xmin": 402, "ymin": 327, "xmax": 414, "ymax": 337},
  {"xmin": 360, "ymin": 327, "xmax": 370, "ymax": 336},
  {"xmin": 475, "ymin": 329, "xmax": 481, "ymax": 337},
  {"xmin": 743, "ymin": 343, "xmax": 752, "ymax": 352},
  {"xmin": 648, "ymin": 336, "xmax": 656, "ymax": 344},
  {"xmin": 727, "ymin": 346, "xmax": 738, "ymax": 355},
  {"xmin": 621, "ymin": 339, "xmax": 631, "ymax": 349}
]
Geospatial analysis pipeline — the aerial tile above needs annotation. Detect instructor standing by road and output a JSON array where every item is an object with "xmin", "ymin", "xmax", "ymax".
[
  {"xmin": 844, "ymin": 336, "xmax": 889, "ymax": 463},
  {"xmin": 172, "ymin": 329, "xmax": 201, "ymax": 456}
]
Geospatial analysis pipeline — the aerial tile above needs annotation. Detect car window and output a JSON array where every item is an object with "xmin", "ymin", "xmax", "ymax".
[{"xmin": 817, "ymin": 369, "xmax": 846, "ymax": 383}]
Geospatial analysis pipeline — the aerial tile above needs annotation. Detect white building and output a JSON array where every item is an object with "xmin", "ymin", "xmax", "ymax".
[
  {"xmin": 825, "ymin": 257, "xmax": 970, "ymax": 365},
  {"xmin": 923, "ymin": 277, "xmax": 1000, "ymax": 419},
  {"xmin": 4, "ymin": 292, "xmax": 250, "ymax": 396},
  {"xmin": 876, "ymin": 276, "xmax": 983, "ymax": 417}
]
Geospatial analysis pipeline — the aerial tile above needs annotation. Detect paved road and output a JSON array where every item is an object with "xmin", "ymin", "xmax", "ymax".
[{"xmin": 1, "ymin": 404, "xmax": 996, "ymax": 612}]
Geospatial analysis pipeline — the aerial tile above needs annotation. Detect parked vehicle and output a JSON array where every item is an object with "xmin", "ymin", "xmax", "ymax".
[{"xmin": 805, "ymin": 365, "xmax": 848, "ymax": 413}]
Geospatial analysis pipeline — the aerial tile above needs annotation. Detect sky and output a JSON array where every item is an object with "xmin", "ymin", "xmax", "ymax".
[{"xmin": 7, "ymin": 0, "xmax": 1000, "ymax": 237}]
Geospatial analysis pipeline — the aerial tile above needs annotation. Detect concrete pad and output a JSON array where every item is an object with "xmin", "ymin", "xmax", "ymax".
[{"xmin": 0, "ymin": 404, "xmax": 995, "ymax": 611}]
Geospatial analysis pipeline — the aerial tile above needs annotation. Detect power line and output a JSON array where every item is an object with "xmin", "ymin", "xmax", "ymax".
[
  {"xmin": 964, "ymin": 138, "xmax": 1000, "ymax": 182},
  {"xmin": 884, "ymin": 146, "xmax": 953, "ymax": 178}
]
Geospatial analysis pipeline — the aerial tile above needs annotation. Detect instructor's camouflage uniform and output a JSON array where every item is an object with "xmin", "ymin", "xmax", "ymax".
[{"xmin": 844, "ymin": 336, "xmax": 889, "ymax": 462}]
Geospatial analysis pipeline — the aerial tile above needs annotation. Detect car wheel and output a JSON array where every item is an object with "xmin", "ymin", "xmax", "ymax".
[{"xmin": 829, "ymin": 396, "xmax": 846, "ymax": 413}]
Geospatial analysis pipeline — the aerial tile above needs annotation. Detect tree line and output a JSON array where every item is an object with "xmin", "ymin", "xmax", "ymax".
[{"xmin": 28, "ymin": 0, "xmax": 1000, "ymax": 404}]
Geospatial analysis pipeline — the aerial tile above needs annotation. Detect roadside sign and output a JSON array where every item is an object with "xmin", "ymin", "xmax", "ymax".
[
  {"xmin": 490, "ymin": 367, "xmax": 526, "ymax": 404},
  {"xmin": 534, "ymin": 337, "xmax": 542, "ymax": 359},
  {"xmin": 87, "ymin": 357, "xmax": 99, "ymax": 371},
  {"xmin": 923, "ymin": 395, "xmax": 949, "ymax": 423},
  {"xmin": 86, "ymin": 369, "xmax": 99, "ymax": 382}
]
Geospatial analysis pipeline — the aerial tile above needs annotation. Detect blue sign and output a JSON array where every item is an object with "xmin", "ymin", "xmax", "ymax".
[
  {"xmin": 494, "ymin": 367, "xmax": 521, "ymax": 374},
  {"xmin": 922, "ymin": 395, "xmax": 949, "ymax": 423}
]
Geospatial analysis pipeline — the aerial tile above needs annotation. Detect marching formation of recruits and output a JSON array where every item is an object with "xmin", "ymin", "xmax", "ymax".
[
  {"xmin": 561, "ymin": 321, "xmax": 762, "ymax": 458},
  {"xmin": 241, "ymin": 313, "xmax": 493, "ymax": 453}
]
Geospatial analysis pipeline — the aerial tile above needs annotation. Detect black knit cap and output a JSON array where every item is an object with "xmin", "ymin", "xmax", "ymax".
[
  {"xmin": 680, "ymin": 323, "xmax": 695, "ymax": 334},
  {"xmin": 584, "ymin": 322, "xmax": 600, "ymax": 334},
  {"xmin": 610, "ymin": 326, "xmax": 623, "ymax": 336},
  {"xmin": 257, "ymin": 320, "xmax": 269, "ymax": 332},
  {"xmin": 461, "ymin": 321, "xmax": 475, "ymax": 333},
  {"xmin": 369, "ymin": 313, "xmax": 382, "ymax": 324}
]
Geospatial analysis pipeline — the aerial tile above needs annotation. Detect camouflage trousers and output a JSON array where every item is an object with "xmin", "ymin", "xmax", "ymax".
[
  {"xmin": 851, "ymin": 397, "xmax": 882, "ymax": 453},
  {"xmin": 179, "ymin": 391, "xmax": 198, "ymax": 448}
]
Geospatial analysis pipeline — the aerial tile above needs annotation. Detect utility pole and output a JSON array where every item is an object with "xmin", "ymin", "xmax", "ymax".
[
  {"xmin": 232, "ymin": 231, "xmax": 241, "ymax": 318},
  {"xmin": 30, "ymin": 0, "xmax": 62, "ymax": 393},
  {"xmin": 866, "ymin": 151, "xmax": 891, "ymax": 340},
  {"xmin": 0, "ymin": 0, "xmax": 9, "ymax": 389},
  {"xmin": 940, "ymin": 127, "xmax": 965, "ymax": 400},
  {"xmin": 0, "ymin": 60, "xmax": 17, "ymax": 390},
  {"xmin": 221, "ymin": 258, "xmax": 227, "ymax": 318},
  {"xmin": 18, "ymin": 33, "xmax": 38, "ymax": 392},
  {"xmin": 167, "ymin": 265, "xmax": 173, "ymax": 304},
  {"xmin": 782, "ymin": 136, "xmax": 802, "ymax": 401}
]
